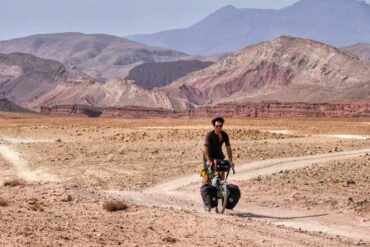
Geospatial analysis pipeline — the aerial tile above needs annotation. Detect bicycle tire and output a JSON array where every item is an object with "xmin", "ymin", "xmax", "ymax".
[{"xmin": 216, "ymin": 183, "xmax": 229, "ymax": 214}]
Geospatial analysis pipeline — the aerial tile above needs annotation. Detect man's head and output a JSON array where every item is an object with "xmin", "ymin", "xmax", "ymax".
[{"xmin": 212, "ymin": 117, "xmax": 224, "ymax": 133}]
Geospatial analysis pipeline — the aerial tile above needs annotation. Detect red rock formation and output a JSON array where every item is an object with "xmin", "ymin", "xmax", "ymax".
[
  {"xmin": 185, "ymin": 102, "xmax": 370, "ymax": 118},
  {"xmin": 41, "ymin": 102, "xmax": 370, "ymax": 118}
]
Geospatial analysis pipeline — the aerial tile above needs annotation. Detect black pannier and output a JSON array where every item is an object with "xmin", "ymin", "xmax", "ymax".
[
  {"xmin": 212, "ymin": 159, "xmax": 230, "ymax": 172},
  {"xmin": 226, "ymin": 184, "xmax": 241, "ymax": 209},
  {"xmin": 200, "ymin": 184, "xmax": 218, "ymax": 208}
]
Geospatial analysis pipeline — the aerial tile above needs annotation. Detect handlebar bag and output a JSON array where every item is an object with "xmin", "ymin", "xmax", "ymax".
[{"xmin": 213, "ymin": 159, "xmax": 230, "ymax": 172}]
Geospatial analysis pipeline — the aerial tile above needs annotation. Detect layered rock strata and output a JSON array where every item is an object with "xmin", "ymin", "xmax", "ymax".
[{"xmin": 41, "ymin": 102, "xmax": 370, "ymax": 118}]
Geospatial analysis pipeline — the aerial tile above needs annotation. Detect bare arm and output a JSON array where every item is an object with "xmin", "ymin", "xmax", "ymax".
[
  {"xmin": 204, "ymin": 146, "xmax": 211, "ymax": 166},
  {"xmin": 226, "ymin": 145, "xmax": 234, "ymax": 167}
]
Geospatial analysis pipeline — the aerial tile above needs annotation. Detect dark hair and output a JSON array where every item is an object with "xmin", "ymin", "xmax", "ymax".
[{"xmin": 212, "ymin": 117, "xmax": 225, "ymax": 126}]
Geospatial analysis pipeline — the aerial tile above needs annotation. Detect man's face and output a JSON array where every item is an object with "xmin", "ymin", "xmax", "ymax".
[{"xmin": 214, "ymin": 121, "xmax": 223, "ymax": 134}]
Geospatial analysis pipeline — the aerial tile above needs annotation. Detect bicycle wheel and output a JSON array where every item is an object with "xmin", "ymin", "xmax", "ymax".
[{"xmin": 216, "ymin": 183, "xmax": 229, "ymax": 214}]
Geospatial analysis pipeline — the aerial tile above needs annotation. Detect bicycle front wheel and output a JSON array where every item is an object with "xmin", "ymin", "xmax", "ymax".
[{"xmin": 216, "ymin": 183, "xmax": 229, "ymax": 214}]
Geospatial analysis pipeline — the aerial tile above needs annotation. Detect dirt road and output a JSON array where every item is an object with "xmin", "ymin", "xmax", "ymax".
[
  {"xmin": 0, "ymin": 136, "xmax": 57, "ymax": 182},
  {"xmin": 106, "ymin": 148, "xmax": 370, "ymax": 243},
  {"xmin": 1, "ymin": 134, "xmax": 369, "ymax": 243},
  {"xmin": 0, "ymin": 116, "xmax": 369, "ymax": 246}
]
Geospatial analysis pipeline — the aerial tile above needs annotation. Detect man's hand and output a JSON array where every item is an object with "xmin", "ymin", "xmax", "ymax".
[
  {"xmin": 230, "ymin": 161, "xmax": 235, "ymax": 174},
  {"xmin": 230, "ymin": 161, "xmax": 235, "ymax": 168},
  {"xmin": 206, "ymin": 160, "xmax": 212, "ymax": 167}
]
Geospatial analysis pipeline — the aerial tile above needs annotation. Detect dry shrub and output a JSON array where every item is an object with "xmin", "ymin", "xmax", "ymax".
[
  {"xmin": 4, "ymin": 179, "xmax": 25, "ymax": 187},
  {"xmin": 62, "ymin": 195, "xmax": 73, "ymax": 202},
  {"xmin": 29, "ymin": 199, "xmax": 45, "ymax": 212},
  {"xmin": 162, "ymin": 236, "xmax": 178, "ymax": 243},
  {"xmin": 0, "ymin": 197, "xmax": 9, "ymax": 207},
  {"xmin": 103, "ymin": 200, "xmax": 128, "ymax": 212}
]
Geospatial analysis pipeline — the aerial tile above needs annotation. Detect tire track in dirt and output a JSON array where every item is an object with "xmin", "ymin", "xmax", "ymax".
[
  {"xmin": 109, "ymin": 148, "xmax": 370, "ymax": 242},
  {"xmin": 146, "ymin": 148, "xmax": 370, "ymax": 192},
  {"xmin": 0, "ymin": 136, "xmax": 57, "ymax": 182}
]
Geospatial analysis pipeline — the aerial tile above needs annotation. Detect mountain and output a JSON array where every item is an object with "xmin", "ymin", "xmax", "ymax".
[
  {"xmin": 159, "ymin": 36, "xmax": 370, "ymax": 110},
  {"xmin": 0, "ymin": 32, "xmax": 187, "ymax": 81},
  {"xmin": 0, "ymin": 52, "xmax": 176, "ymax": 111},
  {"xmin": 125, "ymin": 60, "xmax": 213, "ymax": 89},
  {"xmin": 342, "ymin": 43, "xmax": 370, "ymax": 60},
  {"xmin": 0, "ymin": 52, "xmax": 75, "ymax": 108},
  {"xmin": 128, "ymin": 0, "xmax": 370, "ymax": 55}
]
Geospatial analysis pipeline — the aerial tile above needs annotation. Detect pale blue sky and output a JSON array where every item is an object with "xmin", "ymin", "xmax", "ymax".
[{"xmin": 0, "ymin": 0, "xmax": 369, "ymax": 41}]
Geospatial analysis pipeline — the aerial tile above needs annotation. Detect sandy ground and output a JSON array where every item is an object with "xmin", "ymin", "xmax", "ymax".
[{"xmin": 0, "ymin": 113, "xmax": 369, "ymax": 246}]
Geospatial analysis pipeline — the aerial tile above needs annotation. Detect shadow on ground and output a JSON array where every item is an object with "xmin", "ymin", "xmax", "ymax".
[{"xmin": 231, "ymin": 212, "xmax": 328, "ymax": 220}]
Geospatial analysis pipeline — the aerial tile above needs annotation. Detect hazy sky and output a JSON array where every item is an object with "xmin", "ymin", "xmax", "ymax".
[{"xmin": 1, "ymin": 0, "xmax": 369, "ymax": 41}]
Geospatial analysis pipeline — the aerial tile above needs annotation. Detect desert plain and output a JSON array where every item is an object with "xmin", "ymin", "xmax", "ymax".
[{"xmin": 0, "ymin": 112, "xmax": 369, "ymax": 246}]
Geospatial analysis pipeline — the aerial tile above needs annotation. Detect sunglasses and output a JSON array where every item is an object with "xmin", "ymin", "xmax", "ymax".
[{"xmin": 215, "ymin": 125, "xmax": 223, "ymax": 128}]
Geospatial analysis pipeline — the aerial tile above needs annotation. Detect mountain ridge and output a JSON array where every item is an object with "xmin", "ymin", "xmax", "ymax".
[
  {"xmin": 158, "ymin": 36, "xmax": 370, "ymax": 110},
  {"xmin": 0, "ymin": 32, "xmax": 187, "ymax": 81},
  {"xmin": 343, "ymin": 43, "xmax": 370, "ymax": 60},
  {"xmin": 128, "ymin": 0, "xmax": 370, "ymax": 54}
]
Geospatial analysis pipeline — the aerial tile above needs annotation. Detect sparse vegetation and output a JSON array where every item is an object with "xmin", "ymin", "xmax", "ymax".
[
  {"xmin": 0, "ymin": 197, "xmax": 9, "ymax": 207},
  {"xmin": 4, "ymin": 179, "xmax": 25, "ymax": 187},
  {"xmin": 103, "ymin": 200, "xmax": 128, "ymax": 212},
  {"xmin": 62, "ymin": 195, "xmax": 73, "ymax": 202},
  {"xmin": 29, "ymin": 199, "xmax": 45, "ymax": 212},
  {"xmin": 162, "ymin": 236, "xmax": 178, "ymax": 243}
]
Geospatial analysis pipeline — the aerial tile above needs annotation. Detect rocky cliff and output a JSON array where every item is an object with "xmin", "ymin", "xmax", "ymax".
[{"xmin": 41, "ymin": 102, "xmax": 370, "ymax": 118}]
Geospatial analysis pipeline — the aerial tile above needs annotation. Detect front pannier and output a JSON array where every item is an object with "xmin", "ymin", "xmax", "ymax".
[
  {"xmin": 201, "ymin": 184, "xmax": 218, "ymax": 208},
  {"xmin": 226, "ymin": 184, "xmax": 241, "ymax": 209}
]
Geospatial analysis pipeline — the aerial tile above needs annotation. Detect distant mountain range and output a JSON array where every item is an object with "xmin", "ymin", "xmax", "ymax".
[
  {"xmin": 1, "ymin": 36, "xmax": 369, "ymax": 112},
  {"xmin": 129, "ymin": 0, "xmax": 370, "ymax": 55},
  {"xmin": 0, "ymin": 33, "xmax": 187, "ymax": 81},
  {"xmin": 159, "ymin": 36, "xmax": 370, "ymax": 110},
  {"xmin": 343, "ymin": 43, "xmax": 370, "ymax": 60},
  {"xmin": 0, "ymin": 32, "xmax": 218, "ymax": 87}
]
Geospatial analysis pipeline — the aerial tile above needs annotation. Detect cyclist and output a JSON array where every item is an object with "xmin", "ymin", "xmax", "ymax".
[{"xmin": 203, "ymin": 116, "xmax": 234, "ymax": 185}]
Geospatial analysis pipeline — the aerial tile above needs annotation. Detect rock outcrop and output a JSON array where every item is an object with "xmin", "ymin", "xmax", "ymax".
[
  {"xmin": 185, "ymin": 102, "xmax": 370, "ymax": 118},
  {"xmin": 41, "ymin": 102, "xmax": 370, "ymax": 118}
]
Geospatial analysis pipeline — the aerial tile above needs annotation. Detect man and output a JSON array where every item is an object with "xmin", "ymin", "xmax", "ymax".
[{"xmin": 203, "ymin": 116, "xmax": 234, "ymax": 184}]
